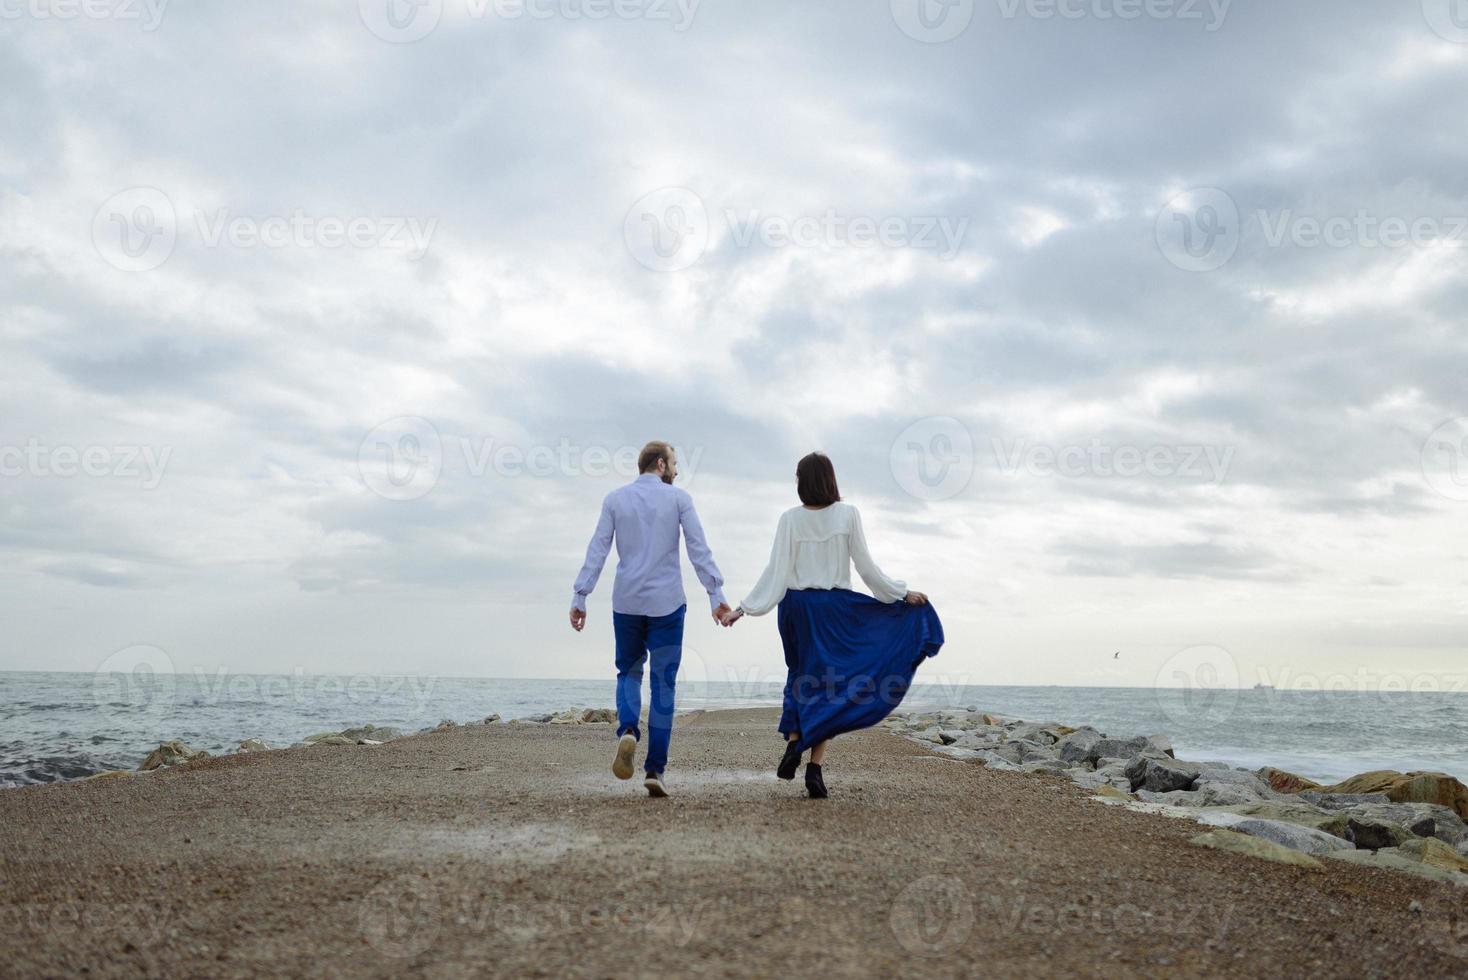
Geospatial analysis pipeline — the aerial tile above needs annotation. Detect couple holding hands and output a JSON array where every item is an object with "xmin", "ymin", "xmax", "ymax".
[{"xmin": 570, "ymin": 441, "xmax": 944, "ymax": 799}]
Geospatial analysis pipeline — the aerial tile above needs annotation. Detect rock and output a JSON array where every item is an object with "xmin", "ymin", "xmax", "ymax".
[
  {"xmin": 139, "ymin": 740, "xmax": 210, "ymax": 771},
  {"xmin": 580, "ymin": 708, "xmax": 615, "ymax": 724},
  {"xmin": 435, "ymin": 719, "xmax": 459, "ymax": 730},
  {"xmin": 1007, "ymin": 722, "xmax": 1067, "ymax": 745},
  {"xmin": 1137, "ymin": 790, "xmax": 1204, "ymax": 806},
  {"xmin": 1340, "ymin": 802, "xmax": 1468, "ymax": 847},
  {"xmin": 980, "ymin": 713, "xmax": 1006, "ymax": 726},
  {"xmin": 1458, "ymin": 840, "xmax": 1468, "ymax": 860},
  {"xmin": 1398, "ymin": 837, "xmax": 1468, "ymax": 874},
  {"xmin": 340, "ymin": 725, "xmax": 407, "ymax": 742},
  {"xmin": 1019, "ymin": 759, "xmax": 1072, "ymax": 774},
  {"xmin": 1257, "ymin": 767, "xmax": 1323, "ymax": 794},
  {"xmin": 1340, "ymin": 816, "xmax": 1412, "ymax": 851},
  {"xmin": 1229, "ymin": 819, "xmax": 1355, "ymax": 856},
  {"xmin": 951, "ymin": 733, "xmax": 1005, "ymax": 752},
  {"xmin": 1194, "ymin": 779, "xmax": 1268, "ymax": 807},
  {"xmin": 1316, "ymin": 771, "xmax": 1468, "ymax": 821},
  {"xmin": 85, "ymin": 770, "xmax": 134, "ymax": 781},
  {"xmin": 1093, "ymin": 785, "xmax": 1131, "ymax": 800},
  {"xmin": 310, "ymin": 735, "xmax": 355, "ymax": 746},
  {"xmin": 909, "ymin": 726, "xmax": 945, "ymax": 744},
  {"xmin": 1323, "ymin": 848, "xmax": 1468, "ymax": 887},
  {"xmin": 974, "ymin": 750, "xmax": 1021, "ymax": 771},
  {"xmin": 1408, "ymin": 815, "xmax": 1437, "ymax": 839},
  {"xmin": 1189, "ymin": 830, "xmax": 1324, "ymax": 870},
  {"xmin": 236, "ymin": 739, "xmax": 271, "ymax": 753},
  {"xmin": 1128, "ymin": 757, "xmax": 1204, "ymax": 793},
  {"xmin": 936, "ymin": 729, "xmax": 965, "ymax": 745},
  {"xmin": 1069, "ymin": 763, "xmax": 1132, "ymax": 792},
  {"xmin": 1056, "ymin": 729, "xmax": 1103, "ymax": 764},
  {"xmin": 1298, "ymin": 791, "xmax": 1392, "ymax": 810},
  {"xmin": 483, "ymin": 714, "xmax": 502, "ymax": 724}
]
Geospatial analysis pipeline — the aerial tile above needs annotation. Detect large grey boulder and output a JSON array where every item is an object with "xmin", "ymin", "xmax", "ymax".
[
  {"xmin": 1342, "ymin": 816, "xmax": 1412, "ymax": 851},
  {"xmin": 1194, "ymin": 779, "xmax": 1268, "ymax": 807},
  {"xmin": 1006, "ymin": 722, "xmax": 1069, "ymax": 745},
  {"xmin": 951, "ymin": 732, "xmax": 1005, "ymax": 751},
  {"xmin": 1230, "ymin": 818, "xmax": 1355, "ymax": 856},
  {"xmin": 1127, "ymin": 757, "xmax": 1204, "ymax": 793},
  {"xmin": 1298, "ymin": 791, "xmax": 1391, "ymax": 810},
  {"xmin": 1056, "ymin": 729, "xmax": 1103, "ymax": 765}
]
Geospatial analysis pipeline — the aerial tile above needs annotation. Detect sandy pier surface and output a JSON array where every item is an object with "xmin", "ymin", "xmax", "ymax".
[{"xmin": 2, "ymin": 707, "xmax": 1465, "ymax": 978}]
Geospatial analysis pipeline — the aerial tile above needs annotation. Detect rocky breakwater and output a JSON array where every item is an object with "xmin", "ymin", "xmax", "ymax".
[
  {"xmin": 886, "ymin": 708, "xmax": 1468, "ymax": 886},
  {"xmin": 97, "ymin": 707, "xmax": 623, "ymax": 781}
]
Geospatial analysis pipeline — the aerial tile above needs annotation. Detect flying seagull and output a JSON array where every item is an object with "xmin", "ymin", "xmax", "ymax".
[{"xmin": 1113, "ymin": 651, "xmax": 1120, "ymax": 659}]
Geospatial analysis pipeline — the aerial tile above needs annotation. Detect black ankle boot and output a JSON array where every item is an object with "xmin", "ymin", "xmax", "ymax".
[
  {"xmin": 778, "ymin": 740, "xmax": 803, "ymax": 780},
  {"xmin": 804, "ymin": 763, "xmax": 828, "ymax": 799}
]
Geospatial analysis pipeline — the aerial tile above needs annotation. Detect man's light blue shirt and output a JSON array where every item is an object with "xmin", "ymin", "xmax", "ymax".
[{"xmin": 572, "ymin": 474, "xmax": 727, "ymax": 617}]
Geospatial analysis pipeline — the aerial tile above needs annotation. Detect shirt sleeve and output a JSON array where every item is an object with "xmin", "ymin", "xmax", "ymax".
[
  {"xmin": 679, "ymin": 493, "xmax": 728, "ymax": 610},
  {"xmin": 739, "ymin": 512, "xmax": 794, "ymax": 617},
  {"xmin": 849, "ymin": 506, "xmax": 907, "ymax": 603},
  {"xmin": 571, "ymin": 497, "xmax": 615, "ymax": 612}
]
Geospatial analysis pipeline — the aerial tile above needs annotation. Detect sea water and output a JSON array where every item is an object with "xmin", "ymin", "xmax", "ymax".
[{"xmin": 3, "ymin": 670, "xmax": 1466, "ymax": 787}]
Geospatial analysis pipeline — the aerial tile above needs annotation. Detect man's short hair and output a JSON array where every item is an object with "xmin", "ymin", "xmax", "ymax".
[{"xmin": 638, "ymin": 440, "xmax": 675, "ymax": 474}]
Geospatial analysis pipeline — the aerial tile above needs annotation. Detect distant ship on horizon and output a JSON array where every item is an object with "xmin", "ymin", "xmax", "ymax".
[{"xmin": 1254, "ymin": 683, "xmax": 1276, "ymax": 690}]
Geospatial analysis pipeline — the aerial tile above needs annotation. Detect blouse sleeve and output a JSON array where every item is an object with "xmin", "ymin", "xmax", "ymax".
[
  {"xmin": 738, "ymin": 512, "xmax": 794, "ymax": 616},
  {"xmin": 849, "ymin": 506, "xmax": 907, "ymax": 603}
]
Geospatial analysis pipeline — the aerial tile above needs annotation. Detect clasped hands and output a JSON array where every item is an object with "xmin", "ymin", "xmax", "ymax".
[{"xmin": 573, "ymin": 592, "xmax": 927, "ymax": 632}]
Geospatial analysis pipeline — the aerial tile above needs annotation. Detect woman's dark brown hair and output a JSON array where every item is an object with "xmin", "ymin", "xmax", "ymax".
[{"xmin": 796, "ymin": 452, "xmax": 841, "ymax": 507}]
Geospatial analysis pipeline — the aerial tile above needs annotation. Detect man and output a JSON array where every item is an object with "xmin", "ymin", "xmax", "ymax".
[{"xmin": 570, "ymin": 440, "xmax": 730, "ymax": 797}]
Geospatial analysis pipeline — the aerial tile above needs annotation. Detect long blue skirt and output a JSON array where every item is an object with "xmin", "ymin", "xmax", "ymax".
[{"xmin": 776, "ymin": 588, "xmax": 944, "ymax": 752}]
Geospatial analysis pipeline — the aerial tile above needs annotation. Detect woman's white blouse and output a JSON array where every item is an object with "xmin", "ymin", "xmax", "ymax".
[{"xmin": 738, "ymin": 502, "xmax": 907, "ymax": 616}]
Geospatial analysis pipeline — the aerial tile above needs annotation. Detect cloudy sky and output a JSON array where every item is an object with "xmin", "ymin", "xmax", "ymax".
[{"xmin": 2, "ymin": 0, "xmax": 1465, "ymax": 694}]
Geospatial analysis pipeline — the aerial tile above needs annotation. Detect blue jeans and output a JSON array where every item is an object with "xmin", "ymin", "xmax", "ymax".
[{"xmin": 612, "ymin": 604, "xmax": 686, "ymax": 775}]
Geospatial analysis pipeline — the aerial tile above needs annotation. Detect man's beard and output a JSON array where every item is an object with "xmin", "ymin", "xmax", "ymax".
[{"xmin": 660, "ymin": 471, "xmax": 675, "ymax": 485}]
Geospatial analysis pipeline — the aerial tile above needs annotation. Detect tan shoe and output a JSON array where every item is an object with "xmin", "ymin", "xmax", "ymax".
[
  {"xmin": 612, "ymin": 733, "xmax": 637, "ymax": 780},
  {"xmin": 644, "ymin": 772, "xmax": 669, "ymax": 797}
]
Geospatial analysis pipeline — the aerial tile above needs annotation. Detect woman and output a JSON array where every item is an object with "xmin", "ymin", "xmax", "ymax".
[{"xmin": 721, "ymin": 452, "xmax": 944, "ymax": 798}]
